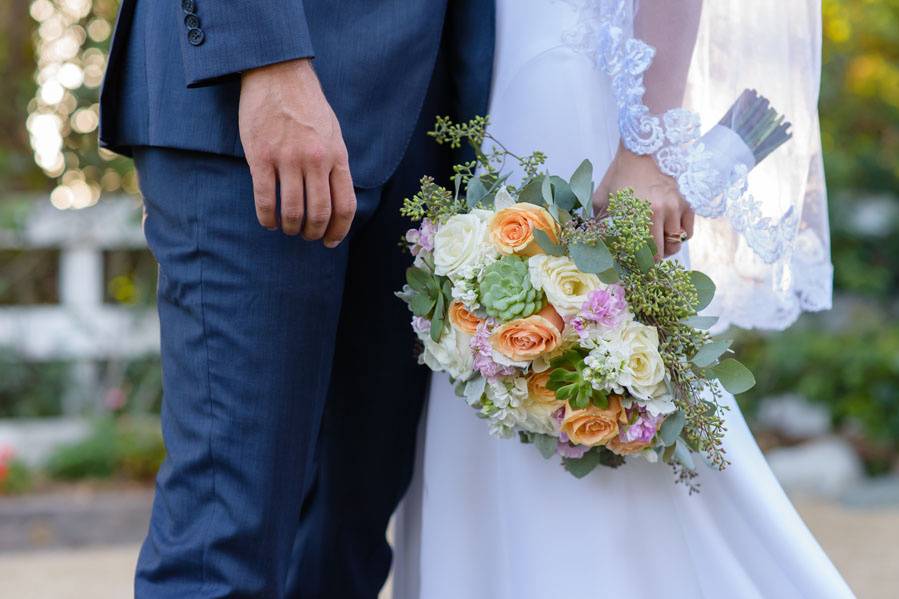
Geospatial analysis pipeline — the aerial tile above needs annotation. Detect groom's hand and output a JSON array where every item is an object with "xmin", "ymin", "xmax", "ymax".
[{"xmin": 239, "ymin": 59, "xmax": 356, "ymax": 246}]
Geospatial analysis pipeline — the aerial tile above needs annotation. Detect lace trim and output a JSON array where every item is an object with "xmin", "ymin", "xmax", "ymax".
[{"xmin": 589, "ymin": 1, "xmax": 798, "ymax": 265}]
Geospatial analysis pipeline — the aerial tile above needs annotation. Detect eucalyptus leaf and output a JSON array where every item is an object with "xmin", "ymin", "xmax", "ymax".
[
  {"xmin": 691, "ymin": 338, "xmax": 733, "ymax": 368},
  {"xmin": 466, "ymin": 176, "xmax": 488, "ymax": 208},
  {"xmin": 453, "ymin": 380, "xmax": 466, "ymax": 398},
  {"xmin": 710, "ymin": 358, "xmax": 756, "ymax": 394},
  {"xmin": 453, "ymin": 174, "xmax": 462, "ymax": 201},
  {"xmin": 674, "ymin": 439, "xmax": 696, "ymax": 470},
  {"xmin": 534, "ymin": 434, "xmax": 558, "ymax": 459},
  {"xmin": 635, "ymin": 241, "xmax": 656, "ymax": 273},
  {"xmin": 689, "ymin": 271, "xmax": 716, "ymax": 311},
  {"xmin": 534, "ymin": 229, "xmax": 564, "ymax": 256},
  {"xmin": 541, "ymin": 175, "xmax": 554, "ymax": 206},
  {"xmin": 682, "ymin": 315, "xmax": 719, "ymax": 330},
  {"xmin": 549, "ymin": 176, "xmax": 578, "ymax": 211},
  {"xmin": 569, "ymin": 240, "xmax": 613, "ymax": 274},
  {"xmin": 562, "ymin": 449, "xmax": 603, "ymax": 479},
  {"xmin": 569, "ymin": 159, "xmax": 594, "ymax": 217},
  {"xmin": 518, "ymin": 176, "xmax": 546, "ymax": 206},
  {"xmin": 659, "ymin": 409, "xmax": 686, "ymax": 446},
  {"xmin": 597, "ymin": 267, "xmax": 620, "ymax": 284}
]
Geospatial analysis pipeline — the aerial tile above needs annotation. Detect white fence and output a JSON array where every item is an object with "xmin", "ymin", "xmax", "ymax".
[{"xmin": 0, "ymin": 196, "xmax": 159, "ymax": 416}]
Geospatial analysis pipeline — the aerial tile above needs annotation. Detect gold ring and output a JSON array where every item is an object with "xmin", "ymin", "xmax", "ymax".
[{"xmin": 664, "ymin": 231, "xmax": 689, "ymax": 244}]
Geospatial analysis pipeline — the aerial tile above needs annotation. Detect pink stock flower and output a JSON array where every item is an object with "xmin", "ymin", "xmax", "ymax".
[
  {"xmin": 572, "ymin": 285, "xmax": 628, "ymax": 337},
  {"xmin": 621, "ymin": 407, "xmax": 664, "ymax": 444},
  {"xmin": 405, "ymin": 218, "xmax": 437, "ymax": 256},
  {"xmin": 470, "ymin": 321, "xmax": 516, "ymax": 379}
]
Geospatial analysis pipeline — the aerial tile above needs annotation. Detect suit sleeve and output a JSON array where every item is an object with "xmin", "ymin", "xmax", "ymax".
[{"xmin": 177, "ymin": 0, "xmax": 315, "ymax": 88}]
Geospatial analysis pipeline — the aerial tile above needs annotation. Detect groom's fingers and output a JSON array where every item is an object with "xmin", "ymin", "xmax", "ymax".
[
  {"xmin": 302, "ymin": 168, "xmax": 332, "ymax": 241},
  {"xmin": 324, "ymin": 165, "xmax": 356, "ymax": 248},
  {"xmin": 279, "ymin": 172, "xmax": 305, "ymax": 236},
  {"xmin": 250, "ymin": 161, "xmax": 277, "ymax": 230}
]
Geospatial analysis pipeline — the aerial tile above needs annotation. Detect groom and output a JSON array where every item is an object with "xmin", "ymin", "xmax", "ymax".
[{"xmin": 100, "ymin": 2, "xmax": 493, "ymax": 597}]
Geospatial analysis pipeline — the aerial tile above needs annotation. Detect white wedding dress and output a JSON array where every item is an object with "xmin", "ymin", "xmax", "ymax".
[{"xmin": 393, "ymin": 1, "xmax": 852, "ymax": 597}]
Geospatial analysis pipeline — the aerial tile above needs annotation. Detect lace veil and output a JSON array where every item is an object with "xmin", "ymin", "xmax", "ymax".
[{"xmin": 585, "ymin": 0, "xmax": 833, "ymax": 330}]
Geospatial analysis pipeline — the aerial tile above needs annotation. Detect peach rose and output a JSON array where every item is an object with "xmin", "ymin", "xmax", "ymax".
[
  {"xmin": 607, "ymin": 435, "xmax": 652, "ymax": 456},
  {"xmin": 488, "ymin": 204, "xmax": 560, "ymax": 257},
  {"xmin": 561, "ymin": 395, "xmax": 627, "ymax": 447},
  {"xmin": 448, "ymin": 301, "xmax": 483, "ymax": 335},
  {"xmin": 526, "ymin": 370, "xmax": 561, "ymax": 406},
  {"xmin": 490, "ymin": 314, "xmax": 562, "ymax": 362}
]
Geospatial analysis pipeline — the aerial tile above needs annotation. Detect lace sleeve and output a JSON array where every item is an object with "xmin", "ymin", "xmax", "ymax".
[{"xmin": 589, "ymin": 0, "xmax": 832, "ymax": 330}]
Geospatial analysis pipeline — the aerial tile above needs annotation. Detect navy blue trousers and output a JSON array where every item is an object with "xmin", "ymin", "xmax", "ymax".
[{"xmin": 132, "ymin": 65, "xmax": 451, "ymax": 599}]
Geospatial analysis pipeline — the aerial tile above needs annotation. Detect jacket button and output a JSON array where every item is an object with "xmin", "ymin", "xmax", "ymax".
[
  {"xmin": 181, "ymin": 0, "xmax": 196, "ymax": 14},
  {"xmin": 187, "ymin": 28, "xmax": 205, "ymax": 46},
  {"xmin": 184, "ymin": 14, "xmax": 201, "ymax": 29}
]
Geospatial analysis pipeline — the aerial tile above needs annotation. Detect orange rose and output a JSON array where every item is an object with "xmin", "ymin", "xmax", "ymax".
[
  {"xmin": 561, "ymin": 395, "xmax": 627, "ymax": 447},
  {"xmin": 490, "ymin": 315, "xmax": 562, "ymax": 362},
  {"xmin": 448, "ymin": 301, "xmax": 483, "ymax": 335},
  {"xmin": 488, "ymin": 204, "xmax": 561, "ymax": 256},
  {"xmin": 607, "ymin": 436, "xmax": 652, "ymax": 456},
  {"xmin": 536, "ymin": 304, "xmax": 565, "ymax": 333},
  {"xmin": 526, "ymin": 370, "xmax": 561, "ymax": 406}
]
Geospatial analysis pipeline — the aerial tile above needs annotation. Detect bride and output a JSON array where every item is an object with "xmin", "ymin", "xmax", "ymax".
[{"xmin": 393, "ymin": 1, "xmax": 853, "ymax": 598}]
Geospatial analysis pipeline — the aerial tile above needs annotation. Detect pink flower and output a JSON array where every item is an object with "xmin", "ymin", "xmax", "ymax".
[
  {"xmin": 411, "ymin": 316, "xmax": 431, "ymax": 335},
  {"xmin": 470, "ymin": 321, "xmax": 516, "ymax": 379},
  {"xmin": 104, "ymin": 388, "xmax": 127, "ymax": 411},
  {"xmin": 405, "ymin": 218, "xmax": 437, "ymax": 256},
  {"xmin": 556, "ymin": 438, "xmax": 590, "ymax": 459},
  {"xmin": 578, "ymin": 284, "xmax": 628, "ymax": 330},
  {"xmin": 621, "ymin": 407, "xmax": 664, "ymax": 444}
]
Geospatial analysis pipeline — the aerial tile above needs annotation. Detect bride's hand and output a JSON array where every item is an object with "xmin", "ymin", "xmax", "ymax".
[{"xmin": 593, "ymin": 143, "xmax": 694, "ymax": 258}]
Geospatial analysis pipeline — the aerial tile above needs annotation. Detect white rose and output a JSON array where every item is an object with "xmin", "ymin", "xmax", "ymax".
[
  {"xmin": 433, "ymin": 210, "xmax": 497, "ymax": 279},
  {"xmin": 615, "ymin": 321, "xmax": 666, "ymax": 400},
  {"xmin": 528, "ymin": 255, "xmax": 601, "ymax": 316},
  {"xmin": 418, "ymin": 325, "xmax": 474, "ymax": 381}
]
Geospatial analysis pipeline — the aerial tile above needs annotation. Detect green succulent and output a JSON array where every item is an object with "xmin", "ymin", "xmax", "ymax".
[{"xmin": 479, "ymin": 256, "xmax": 544, "ymax": 321}]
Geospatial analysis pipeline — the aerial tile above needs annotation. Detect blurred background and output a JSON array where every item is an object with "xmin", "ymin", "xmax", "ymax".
[{"xmin": 0, "ymin": 0, "xmax": 897, "ymax": 597}]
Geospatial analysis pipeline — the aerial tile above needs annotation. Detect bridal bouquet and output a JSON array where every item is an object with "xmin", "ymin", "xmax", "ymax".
[{"xmin": 397, "ymin": 117, "xmax": 756, "ymax": 488}]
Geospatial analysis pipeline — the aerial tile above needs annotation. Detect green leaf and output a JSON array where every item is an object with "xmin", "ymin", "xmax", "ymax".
[
  {"xmin": 569, "ymin": 240, "xmax": 614, "ymax": 274},
  {"xmin": 710, "ymin": 358, "xmax": 756, "ymax": 394},
  {"xmin": 562, "ymin": 449, "xmax": 603, "ymax": 479},
  {"xmin": 591, "ymin": 390, "xmax": 609, "ymax": 408},
  {"xmin": 541, "ymin": 175, "xmax": 554, "ymax": 206},
  {"xmin": 534, "ymin": 434, "xmax": 558, "ymax": 459},
  {"xmin": 674, "ymin": 439, "xmax": 696, "ymax": 470},
  {"xmin": 406, "ymin": 267, "xmax": 431, "ymax": 293},
  {"xmin": 409, "ymin": 292, "xmax": 436, "ymax": 317},
  {"xmin": 453, "ymin": 174, "xmax": 462, "ymax": 201},
  {"xmin": 453, "ymin": 380, "xmax": 466, "ymax": 398},
  {"xmin": 597, "ymin": 447, "xmax": 627, "ymax": 468},
  {"xmin": 518, "ymin": 176, "xmax": 546, "ymax": 207},
  {"xmin": 635, "ymin": 241, "xmax": 656, "ymax": 273},
  {"xmin": 689, "ymin": 271, "xmax": 716, "ymax": 311},
  {"xmin": 466, "ymin": 176, "xmax": 488, "ymax": 208},
  {"xmin": 682, "ymin": 315, "xmax": 719, "ymax": 330},
  {"xmin": 597, "ymin": 267, "xmax": 620, "ymax": 284},
  {"xmin": 547, "ymin": 368, "xmax": 579, "ymax": 389},
  {"xmin": 533, "ymin": 229, "xmax": 564, "ymax": 256},
  {"xmin": 569, "ymin": 159, "xmax": 594, "ymax": 217},
  {"xmin": 549, "ymin": 176, "xmax": 578, "ymax": 211},
  {"xmin": 429, "ymin": 292, "xmax": 446, "ymax": 343},
  {"xmin": 691, "ymin": 338, "xmax": 733, "ymax": 368},
  {"xmin": 571, "ymin": 384, "xmax": 591, "ymax": 409},
  {"xmin": 658, "ymin": 409, "xmax": 686, "ymax": 446}
]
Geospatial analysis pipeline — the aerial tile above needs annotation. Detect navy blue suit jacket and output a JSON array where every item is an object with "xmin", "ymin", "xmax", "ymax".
[{"xmin": 99, "ymin": 0, "xmax": 494, "ymax": 189}]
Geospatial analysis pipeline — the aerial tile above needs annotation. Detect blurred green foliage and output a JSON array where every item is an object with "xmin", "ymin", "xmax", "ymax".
[
  {"xmin": 0, "ymin": 350, "xmax": 68, "ymax": 417},
  {"xmin": 737, "ymin": 309, "xmax": 899, "ymax": 471},
  {"xmin": 0, "ymin": 457, "xmax": 33, "ymax": 495},
  {"xmin": 46, "ymin": 416, "xmax": 164, "ymax": 481}
]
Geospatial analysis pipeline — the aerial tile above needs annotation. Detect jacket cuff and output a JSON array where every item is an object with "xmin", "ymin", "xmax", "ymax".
[{"xmin": 177, "ymin": 0, "xmax": 315, "ymax": 88}]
